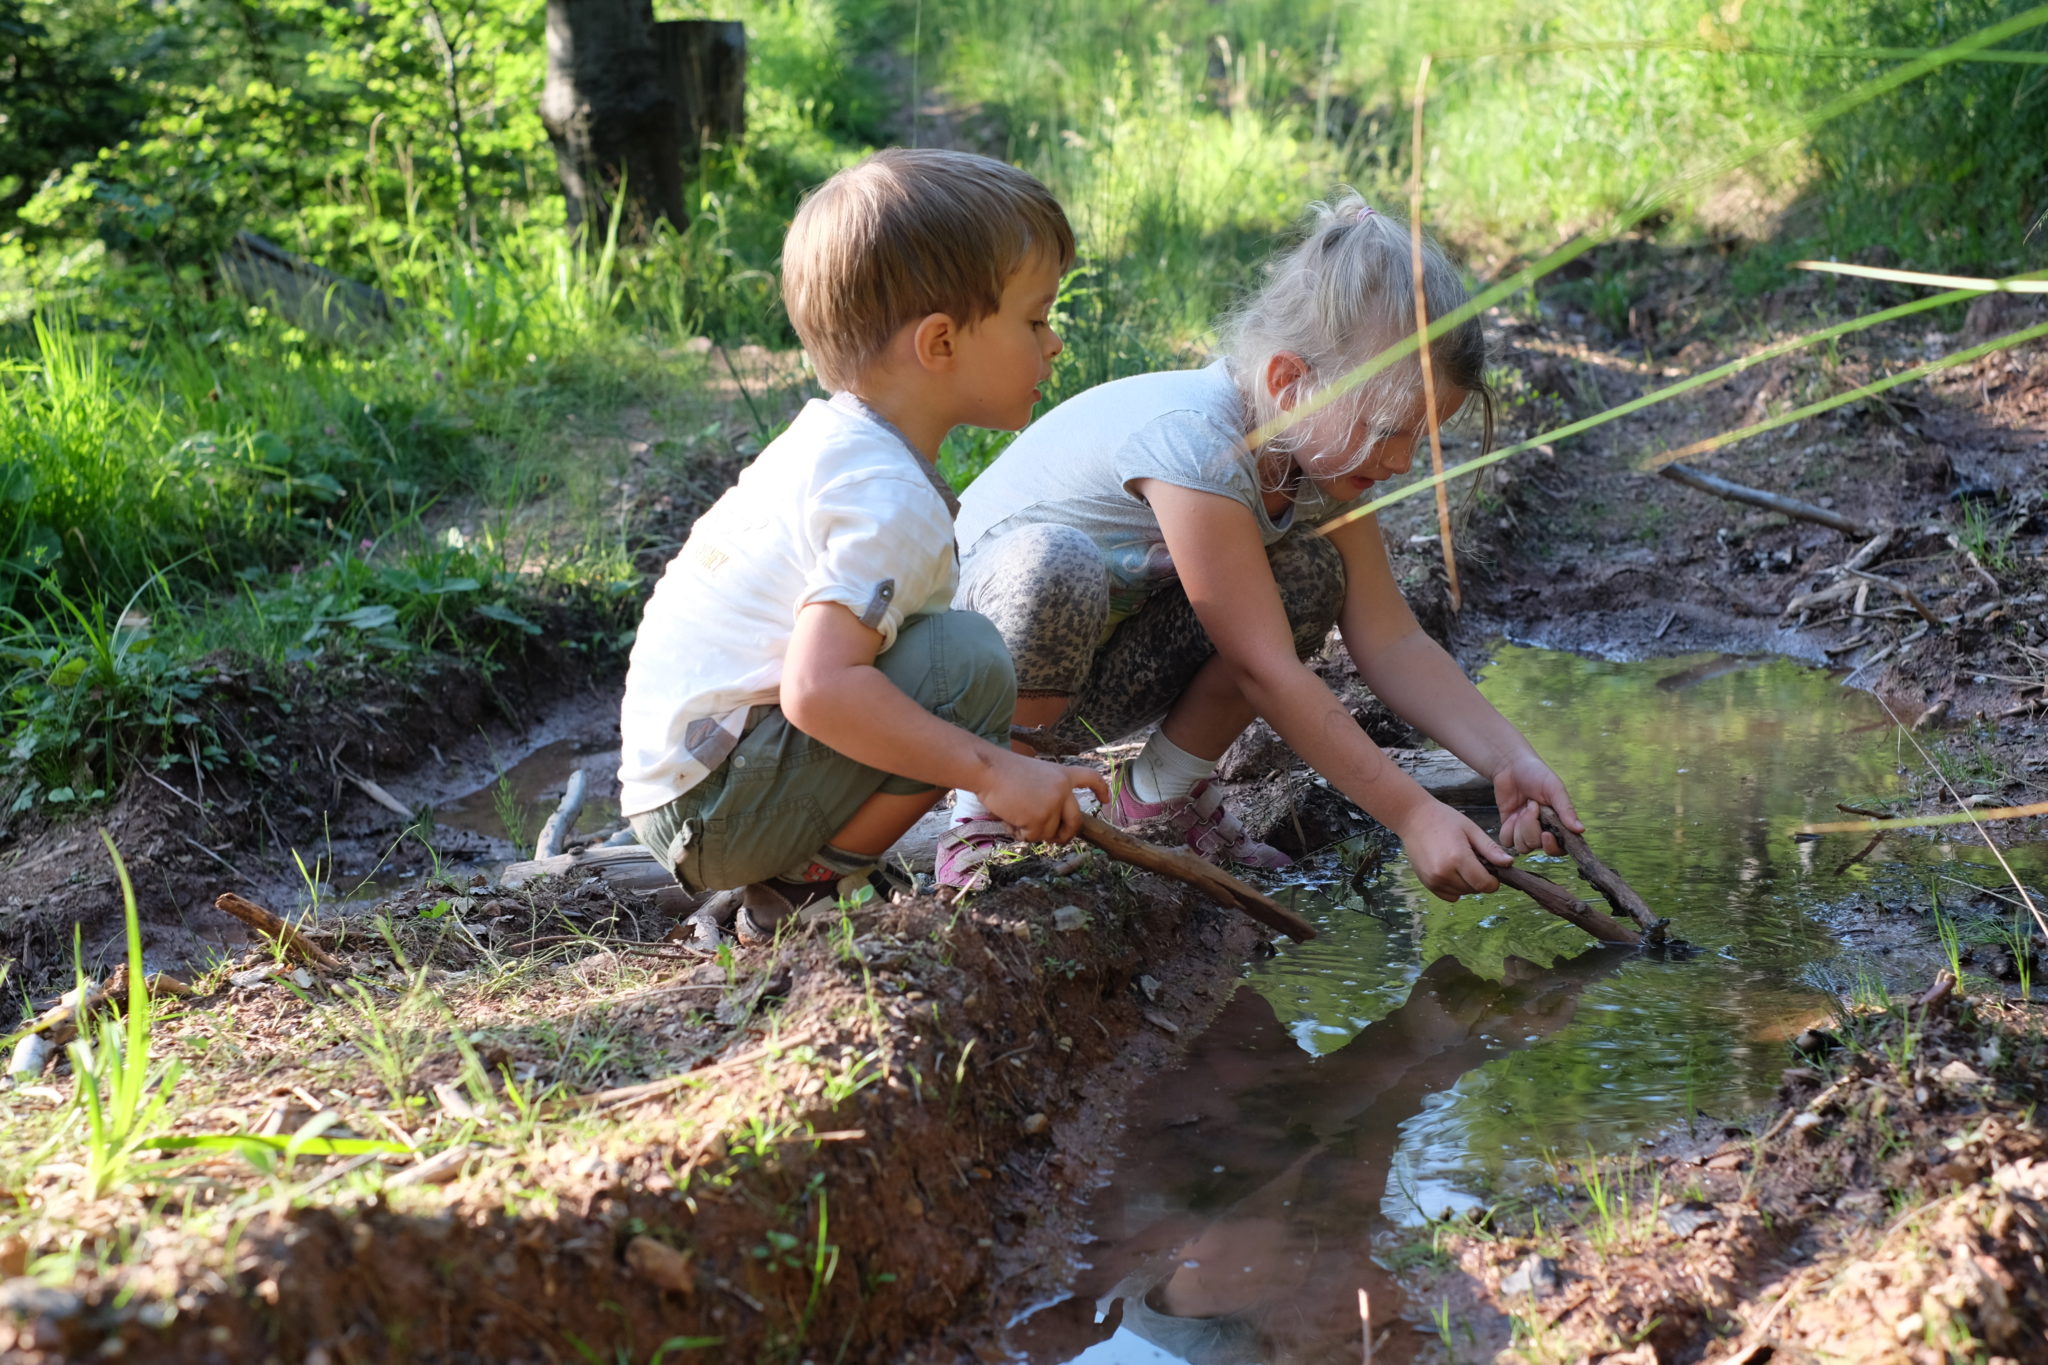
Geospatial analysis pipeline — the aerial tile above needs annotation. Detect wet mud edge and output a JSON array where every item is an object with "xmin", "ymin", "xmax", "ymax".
[{"xmin": 6, "ymin": 871, "xmax": 1266, "ymax": 1363}]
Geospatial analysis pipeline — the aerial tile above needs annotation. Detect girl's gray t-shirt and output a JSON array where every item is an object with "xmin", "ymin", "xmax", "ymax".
[{"xmin": 955, "ymin": 362, "xmax": 1361, "ymax": 623}]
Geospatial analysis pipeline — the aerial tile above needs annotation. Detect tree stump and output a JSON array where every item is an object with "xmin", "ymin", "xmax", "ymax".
[
  {"xmin": 654, "ymin": 19, "xmax": 746, "ymax": 167},
  {"xmin": 540, "ymin": 0, "xmax": 689, "ymax": 241}
]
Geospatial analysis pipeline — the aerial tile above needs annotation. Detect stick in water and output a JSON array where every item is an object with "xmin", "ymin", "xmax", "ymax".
[
  {"xmin": 1076, "ymin": 813, "xmax": 1317, "ymax": 942},
  {"xmin": 1537, "ymin": 808, "xmax": 1668, "ymax": 942},
  {"xmin": 1496, "ymin": 866, "xmax": 1641, "ymax": 946}
]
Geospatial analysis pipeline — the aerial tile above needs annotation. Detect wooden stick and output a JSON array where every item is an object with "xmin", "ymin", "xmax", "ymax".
[
  {"xmin": 533, "ymin": 768, "xmax": 588, "ymax": 860},
  {"xmin": 214, "ymin": 893, "xmax": 345, "ymax": 972},
  {"xmin": 1537, "ymin": 809, "xmax": 1668, "ymax": 942},
  {"xmin": 1658, "ymin": 463, "xmax": 1872, "ymax": 538},
  {"xmin": 1844, "ymin": 567, "xmax": 1943, "ymax": 627},
  {"xmin": 1076, "ymin": 813, "xmax": 1317, "ymax": 942},
  {"xmin": 1496, "ymin": 866, "xmax": 1641, "ymax": 945}
]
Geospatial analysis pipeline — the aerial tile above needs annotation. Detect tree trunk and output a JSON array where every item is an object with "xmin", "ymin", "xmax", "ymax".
[
  {"xmin": 653, "ymin": 19, "xmax": 746, "ymax": 168},
  {"xmin": 539, "ymin": 0, "xmax": 687, "ymax": 243}
]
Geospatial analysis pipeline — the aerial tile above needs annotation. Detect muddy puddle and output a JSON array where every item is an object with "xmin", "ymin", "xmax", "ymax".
[{"xmin": 1006, "ymin": 644, "xmax": 2048, "ymax": 1365}]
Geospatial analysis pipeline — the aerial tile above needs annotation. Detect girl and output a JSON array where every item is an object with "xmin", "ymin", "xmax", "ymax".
[{"xmin": 941, "ymin": 192, "xmax": 1583, "ymax": 900}]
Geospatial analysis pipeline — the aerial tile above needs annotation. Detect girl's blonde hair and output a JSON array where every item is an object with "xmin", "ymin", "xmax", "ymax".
[{"xmin": 1220, "ymin": 190, "xmax": 1493, "ymax": 474}]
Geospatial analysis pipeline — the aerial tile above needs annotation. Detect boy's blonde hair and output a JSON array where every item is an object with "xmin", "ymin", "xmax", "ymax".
[
  {"xmin": 1221, "ymin": 190, "xmax": 1493, "ymax": 472},
  {"xmin": 782, "ymin": 149, "xmax": 1076, "ymax": 392}
]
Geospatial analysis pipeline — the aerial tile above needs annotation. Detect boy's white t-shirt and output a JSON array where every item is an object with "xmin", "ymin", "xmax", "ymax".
[{"xmin": 617, "ymin": 394, "xmax": 960, "ymax": 818}]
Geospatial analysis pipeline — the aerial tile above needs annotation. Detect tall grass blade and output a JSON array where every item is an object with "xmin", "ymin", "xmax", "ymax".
[
  {"xmin": 1407, "ymin": 53, "xmax": 1460, "ymax": 611},
  {"xmin": 1260, "ymin": 4, "xmax": 2048, "ymax": 453},
  {"xmin": 1317, "ymin": 273, "xmax": 2048, "ymax": 537},
  {"xmin": 1640, "ymin": 319, "xmax": 2048, "ymax": 471}
]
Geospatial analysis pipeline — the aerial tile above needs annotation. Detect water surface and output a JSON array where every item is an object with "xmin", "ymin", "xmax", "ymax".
[{"xmin": 1019, "ymin": 645, "xmax": 2046, "ymax": 1365}]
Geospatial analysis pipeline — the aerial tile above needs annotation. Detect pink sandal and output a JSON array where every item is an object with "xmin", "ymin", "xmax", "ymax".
[
  {"xmin": 935, "ymin": 816, "xmax": 1016, "ymax": 892},
  {"xmin": 1105, "ymin": 770, "xmax": 1292, "ymax": 870}
]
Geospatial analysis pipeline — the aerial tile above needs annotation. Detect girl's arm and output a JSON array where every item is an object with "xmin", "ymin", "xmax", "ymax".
[
  {"xmin": 1323, "ymin": 511, "xmax": 1582, "ymax": 855},
  {"xmin": 1139, "ymin": 481, "xmax": 1512, "ymax": 900}
]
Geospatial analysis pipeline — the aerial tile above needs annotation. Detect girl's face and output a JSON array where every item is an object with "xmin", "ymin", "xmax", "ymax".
[{"xmin": 1292, "ymin": 386, "xmax": 1467, "ymax": 503}]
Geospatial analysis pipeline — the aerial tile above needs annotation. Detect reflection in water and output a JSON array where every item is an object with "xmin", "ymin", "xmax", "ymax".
[
  {"xmin": 1021, "ymin": 646, "xmax": 2047, "ymax": 1364},
  {"xmin": 1014, "ymin": 953, "xmax": 1622, "ymax": 1365}
]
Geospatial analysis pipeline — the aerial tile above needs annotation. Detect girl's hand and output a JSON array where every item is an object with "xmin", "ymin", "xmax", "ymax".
[
  {"xmin": 1398, "ymin": 801, "xmax": 1514, "ymax": 902},
  {"xmin": 978, "ymin": 752, "xmax": 1110, "ymax": 844},
  {"xmin": 1493, "ymin": 755, "xmax": 1583, "ymax": 856}
]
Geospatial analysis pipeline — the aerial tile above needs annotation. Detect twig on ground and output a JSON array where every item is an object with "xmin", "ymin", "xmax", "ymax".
[
  {"xmin": 213, "ymin": 893, "xmax": 345, "ymax": 972},
  {"xmin": 1844, "ymin": 567, "xmax": 1943, "ymax": 626},
  {"xmin": 342, "ymin": 770, "xmax": 414, "ymax": 819},
  {"xmin": 1658, "ymin": 463, "xmax": 1873, "ymax": 537}
]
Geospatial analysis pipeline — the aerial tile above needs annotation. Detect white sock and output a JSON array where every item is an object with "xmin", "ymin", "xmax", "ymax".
[
  {"xmin": 951, "ymin": 790, "xmax": 992, "ymax": 824},
  {"xmin": 1128, "ymin": 729, "xmax": 1217, "ymax": 806}
]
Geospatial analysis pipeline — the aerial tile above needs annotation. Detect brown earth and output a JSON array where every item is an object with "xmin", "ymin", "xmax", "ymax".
[
  {"xmin": 4, "ymin": 243, "xmax": 2046, "ymax": 1362},
  {"xmin": 1412, "ymin": 986, "xmax": 2048, "ymax": 1365}
]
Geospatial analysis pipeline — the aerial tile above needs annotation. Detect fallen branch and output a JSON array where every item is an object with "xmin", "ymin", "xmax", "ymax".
[
  {"xmin": 1077, "ymin": 813, "xmax": 1317, "ymax": 942},
  {"xmin": 1844, "ymin": 567, "xmax": 1943, "ymax": 627},
  {"xmin": 1496, "ymin": 866, "xmax": 1641, "ymax": 945},
  {"xmin": 1658, "ymin": 463, "xmax": 1872, "ymax": 538},
  {"xmin": 1538, "ymin": 809, "xmax": 1669, "ymax": 942},
  {"xmin": 533, "ymin": 768, "xmax": 588, "ymax": 860},
  {"xmin": 213, "ymin": 893, "xmax": 345, "ymax": 972},
  {"xmin": 344, "ymin": 771, "xmax": 414, "ymax": 820},
  {"xmin": 7, "ymin": 968, "xmax": 195, "ymax": 1078}
]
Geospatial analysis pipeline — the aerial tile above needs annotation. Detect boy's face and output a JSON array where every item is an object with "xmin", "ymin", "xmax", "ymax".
[{"xmin": 951, "ymin": 254, "xmax": 1065, "ymax": 431}]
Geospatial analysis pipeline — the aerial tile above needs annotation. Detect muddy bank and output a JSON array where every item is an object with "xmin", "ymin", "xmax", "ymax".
[
  {"xmin": 0, "ymin": 851, "xmax": 1267, "ymax": 1363},
  {"xmin": 1413, "ymin": 983, "xmax": 2048, "ymax": 1364}
]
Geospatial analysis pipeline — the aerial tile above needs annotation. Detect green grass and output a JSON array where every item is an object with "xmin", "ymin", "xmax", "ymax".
[{"xmin": 5, "ymin": 0, "xmax": 2045, "ymax": 809}]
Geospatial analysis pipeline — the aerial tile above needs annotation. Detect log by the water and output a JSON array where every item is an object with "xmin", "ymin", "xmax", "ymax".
[
  {"xmin": 213, "ymin": 893, "xmax": 344, "ymax": 972},
  {"xmin": 500, "ymin": 842, "xmax": 676, "ymax": 893},
  {"xmin": 533, "ymin": 769, "xmax": 589, "ymax": 861},
  {"xmin": 1496, "ymin": 866, "xmax": 1641, "ymax": 946},
  {"xmin": 219, "ymin": 232, "xmax": 400, "ymax": 343},
  {"xmin": 1076, "ymin": 813, "xmax": 1316, "ymax": 942},
  {"xmin": 1658, "ymin": 463, "xmax": 1872, "ymax": 539},
  {"xmin": 1537, "ymin": 809, "xmax": 1668, "ymax": 943}
]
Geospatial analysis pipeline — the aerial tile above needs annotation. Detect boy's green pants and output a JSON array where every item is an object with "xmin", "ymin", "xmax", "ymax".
[{"xmin": 629, "ymin": 609, "xmax": 1016, "ymax": 893}]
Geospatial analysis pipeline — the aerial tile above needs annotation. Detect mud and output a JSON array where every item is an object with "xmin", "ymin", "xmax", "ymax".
[
  {"xmin": 1, "ymin": 854, "xmax": 1264, "ymax": 1363},
  {"xmin": 1415, "ymin": 990, "xmax": 2048, "ymax": 1365}
]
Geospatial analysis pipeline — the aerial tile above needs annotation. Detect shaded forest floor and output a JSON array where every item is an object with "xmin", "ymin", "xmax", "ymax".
[{"xmin": 3, "ymin": 247, "xmax": 2046, "ymax": 1362}]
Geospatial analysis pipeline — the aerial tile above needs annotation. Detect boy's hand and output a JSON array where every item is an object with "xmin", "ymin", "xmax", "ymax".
[
  {"xmin": 978, "ymin": 752, "xmax": 1111, "ymax": 844},
  {"xmin": 1398, "ymin": 801, "xmax": 1514, "ymax": 902},
  {"xmin": 1493, "ymin": 755, "xmax": 1583, "ymax": 856}
]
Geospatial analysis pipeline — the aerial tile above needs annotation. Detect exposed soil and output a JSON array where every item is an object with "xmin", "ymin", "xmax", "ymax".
[
  {"xmin": 4, "ymin": 243, "xmax": 2046, "ymax": 1362},
  {"xmin": 2, "ymin": 850, "xmax": 1265, "ymax": 1363},
  {"xmin": 1413, "ymin": 988, "xmax": 2048, "ymax": 1365}
]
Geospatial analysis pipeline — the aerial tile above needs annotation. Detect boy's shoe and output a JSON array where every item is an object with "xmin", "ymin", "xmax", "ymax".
[
  {"xmin": 731, "ymin": 873, "xmax": 867, "ymax": 946},
  {"xmin": 935, "ymin": 816, "xmax": 1015, "ymax": 893},
  {"xmin": 1105, "ymin": 770, "xmax": 1292, "ymax": 870}
]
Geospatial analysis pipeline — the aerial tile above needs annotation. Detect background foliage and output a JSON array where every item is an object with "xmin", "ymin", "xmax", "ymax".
[{"xmin": 1, "ymin": 0, "xmax": 2043, "ymax": 807}]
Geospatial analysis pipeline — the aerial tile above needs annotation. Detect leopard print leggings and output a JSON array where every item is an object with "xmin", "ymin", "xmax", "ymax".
[{"xmin": 955, "ymin": 522, "xmax": 1344, "ymax": 747}]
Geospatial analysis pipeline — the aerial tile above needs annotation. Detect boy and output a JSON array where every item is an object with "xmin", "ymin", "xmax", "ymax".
[{"xmin": 619, "ymin": 149, "xmax": 1107, "ymax": 940}]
